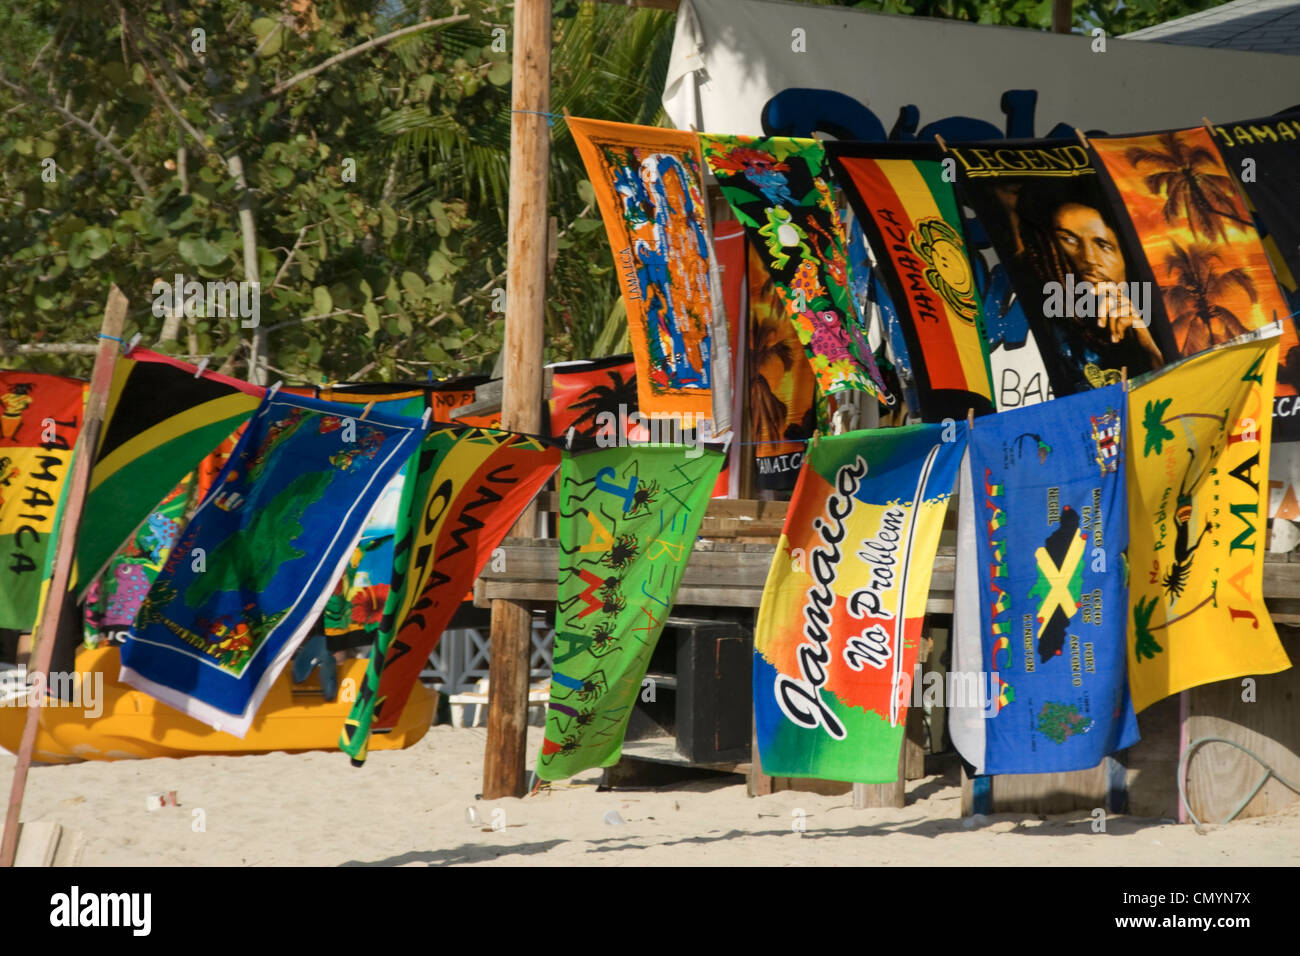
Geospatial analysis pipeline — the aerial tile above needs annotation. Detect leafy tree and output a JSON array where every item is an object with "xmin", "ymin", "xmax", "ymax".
[
  {"xmin": 0, "ymin": 0, "xmax": 1227, "ymax": 387},
  {"xmin": 0, "ymin": 0, "xmax": 672, "ymax": 384}
]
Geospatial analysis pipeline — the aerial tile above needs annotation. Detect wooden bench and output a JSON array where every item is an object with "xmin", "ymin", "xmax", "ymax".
[{"xmin": 475, "ymin": 507, "xmax": 1300, "ymax": 622}]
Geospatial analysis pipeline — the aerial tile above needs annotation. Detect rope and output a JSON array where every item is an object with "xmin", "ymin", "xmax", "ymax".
[
  {"xmin": 1178, "ymin": 735, "xmax": 1300, "ymax": 826},
  {"xmin": 512, "ymin": 108, "xmax": 557, "ymax": 126}
]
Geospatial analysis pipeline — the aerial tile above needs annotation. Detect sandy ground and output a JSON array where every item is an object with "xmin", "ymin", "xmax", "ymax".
[{"xmin": 4, "ymin": 725, "xmax": 1298, "ymax": 866}]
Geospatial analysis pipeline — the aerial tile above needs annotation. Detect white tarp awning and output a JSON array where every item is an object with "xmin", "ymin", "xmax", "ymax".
[{"xmin": 663, "ymin": 0, "xmax": 1300, "ymax": 137}]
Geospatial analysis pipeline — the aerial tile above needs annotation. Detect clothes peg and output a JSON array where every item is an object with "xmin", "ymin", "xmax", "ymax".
[
  {"xmin": 126, "ymin": 332, "xmax": 143, "ymax": 355},
  {"xmin": 193, "ymin": 356, "xmax": 210, "ymax": 379},
  {"xmin": 1074, "ymin": 127, "xmax": 1091, "ymax": 149},
  {"xmin": 934, "ymin": 133, "xmax": 949, "ymax": 153},
  {"xmin": 966, "ymin": 408, "xmax": 975, "ymax": 429},
  {"xmin": 360, "ymin": 401, "xmax": 375, "ymax": 421}
]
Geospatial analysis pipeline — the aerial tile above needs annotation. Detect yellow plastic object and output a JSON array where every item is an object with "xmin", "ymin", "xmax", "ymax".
[{"xmin": 0, "ymin": 645, "xmax": 432, "ymax": 762}]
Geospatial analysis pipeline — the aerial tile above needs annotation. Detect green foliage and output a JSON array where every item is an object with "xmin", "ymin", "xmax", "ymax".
[
  {"xmin": 0, "ymin": 0, "xmax": 1223, "ymax": 385},
  {"xmin": 382, "ymin": 2, "xmax": 675, "ymax": 362},
  {"xmin": 0, "ymin": 0, "xmax": 674, "ymax": 384}
]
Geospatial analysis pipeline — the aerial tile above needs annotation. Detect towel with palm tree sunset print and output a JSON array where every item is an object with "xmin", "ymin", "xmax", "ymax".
[{"xmin": 1092, "ymin": 128, "xmax": 1294, "ymax": 362}]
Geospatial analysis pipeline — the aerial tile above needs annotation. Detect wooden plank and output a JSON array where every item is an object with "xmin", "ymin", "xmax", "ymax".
[
  {"xmin": 1183, "ymin": 633, "xmax": 1300, "ymax": 823},
  {"xmin": 777, "ymin": 778, "xmax": 852, "ymax": 797},
  {"xmin": 1, "ymin": 286, "xmax": 125, "ymax": 867},
  {"xmin": 749, "ymin": 714, "xmax": 773, "ymax": 797},
  {"xmin": 616, "ymin": 736, "xmax": 748, "ymax": 775},
  {"xmin": 905, "ymin": 689, "xmax": 926, "ymax": 781},
  {"xmin": 853, "ymin": 744, "xmax": 906, "ymax": 808},
  {"xmin": 476, "ymin": 577, "xmax": 955, "ymax": 613},
  {"xmin": 477, "ymin": 541, "xmax": 1300, "ymax": 605},
  {"xmin": 482, "ymin": 0, "xmax": 550, "ymax": 803},
  {"xmin": 1124, "ymin": 694, "xmax": 1181, "ymax": 818},
  {"xmin": 448, "ymin": 368, "xmax": 553, "ymax": 421},
  {"xmin": 12, "ymin": 822, "xmax": 60, "ymax": 868},
  {"xmin": 989, "ymin": 764, "xmax": 1110, "ymax": 815}
]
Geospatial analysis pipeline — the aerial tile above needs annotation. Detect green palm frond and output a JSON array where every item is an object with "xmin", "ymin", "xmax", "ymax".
[
  {"xmin": 374, "ymin": 2, "xmax": 675, "ymax": 364},
  {"xmin": 1141, "ymin": 397, "xmax": 1175, "ymax": 457}
]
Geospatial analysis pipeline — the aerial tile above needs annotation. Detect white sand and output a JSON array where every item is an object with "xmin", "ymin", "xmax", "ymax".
[{"xmin": 4, "ymin": 726, "xmax": 1298, "ymax": 866}]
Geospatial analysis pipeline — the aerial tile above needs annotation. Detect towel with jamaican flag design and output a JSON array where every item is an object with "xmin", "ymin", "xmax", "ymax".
[
  {"xmin": 341, "ymin": 425, "xmax": 560, "ymax": 764},
  {"xmin": 825, "ymin": 142, "xmax": 994, "ymax": 420},
  {"xmin": 754, "ymin": 423, "xmax": 963, "ymax": 783},
  {"xmin": 76, "ymin": 349, "xmax": 264, "ymax": 596},
  {"xmin": 950, "ymin": 385, "xmax": 1139, "ymax": 775},
  {"xmin": 121, "ymin": 391, "xmax": 424, "ymax": 736},
  {"xmin": 0, "ymin": 372, "xmax": 84, "ymax": 629},
  {"xmin": 537, "ymin": 443, "xmax": 724, "ymax": 780},
  {"xmin": 700, "ymin": 134, "xmax": 889, "ymax": 406}
]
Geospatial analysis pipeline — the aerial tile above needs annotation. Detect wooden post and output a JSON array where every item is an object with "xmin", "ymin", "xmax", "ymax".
[
  {"xmin": 1, "ymin": 285, "xmax": 126, "ymax": 867},
  {"xmin": 1052, "ymin": 0, "xmax": 1072, "ymax": 33},
  {"xmin": 483, "ymin": 0, "xmax": 550, "ymax": 800},
  {"xmin": 852, "ymin": 745, "xmax": 905, "ymax": 809}
]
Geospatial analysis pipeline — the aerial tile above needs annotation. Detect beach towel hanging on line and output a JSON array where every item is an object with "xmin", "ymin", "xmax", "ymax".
[
  {"xmin": 1125, "ymin": 334, "xmax": 1290, "ymax": 712},
  {"xmin": 700, "ymin": 133, "xmax": 890, "ymax": 406},
  {"xmin": 569, "ymin": 117, "xmax": 722, "ymax": 423},
  {"xmin": 75, "ymin": 349, "xmax": 265, "ymax": 598},
  {"xmin": 341, "ymin": 425, "xmax": 561, "ymax": 764},
  {"xmin": 825, "ymin": 141, "xmax": 994, "ymax": 420},
  {"xmin": 121, "ymin": 391, "xmax": 425, "ymax": 737},
  {"xmin": 949, "ymin": 384, "xmax": 1139, "ymax": 775},
  {"xmin": 536, "ymin": 442, "xmax": 724, "ymax": 781},
  {"xmin": 0, "ymin": 371, "xmax": 85, "ymax": 630},
  {"xmin": 753, "ymin": 423, "xmax": 964, "ymax": 783}
]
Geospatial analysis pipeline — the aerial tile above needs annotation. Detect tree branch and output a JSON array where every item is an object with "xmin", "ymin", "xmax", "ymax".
[
  {"xmin": 262, "ymin": 308, "xmax": 362, "ymax": 334},
  {"xmin": 0, "ymin": 341, "xmax": 99, "ymax": 356},
  {"xmin": 117, "ymin": 10, "xmax": 210, "ymax": 158},
  {"xmin": 269, "ymin": 225, "xmax": 311, "ymax": 291},
  {"xmin": 0, "ymin": 77, "xmax": 154, "ymax": 200},
  {"xmin": 265, "ymin": 14, "xmax": 470, "ymax": 99}
]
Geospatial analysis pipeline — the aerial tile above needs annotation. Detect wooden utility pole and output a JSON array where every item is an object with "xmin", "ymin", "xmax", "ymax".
[
  {"xmin": 1, "ymin": 286, "xmax": 127, "ymax": 867},
  {"xmin": 1052, "ymin": 0, "xmax": 1072, "ymax": 33},
  {"xmin": 483, "ymin": 0, "xmax": 551, "ymax": 800}
]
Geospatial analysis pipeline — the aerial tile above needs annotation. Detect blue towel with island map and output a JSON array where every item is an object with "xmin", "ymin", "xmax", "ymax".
[
  {"xmin": 955, "ymin": 384, "xmax": 1139, "ymax": 774},
  {"xmin": 120, "ymin": 391, "xmax": 425, "ymax": 737}
]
